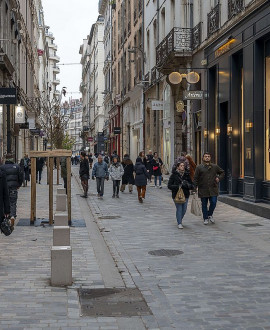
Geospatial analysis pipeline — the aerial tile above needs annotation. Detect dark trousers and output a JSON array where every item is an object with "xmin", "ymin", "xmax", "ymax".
[
  {"xmin": 63, "ymin": 177, "xmax": 67, "ymax": 194},
  {"xmin": 113, "ymin": 180, "xmax": 120, "ymax": 195},
  {"xmin": 81, "ymin": 177, "xmax": 89, "ymax": 196},
  {"xmin": 36, "ymin": 169, "xmax": 42, "ymax": 182},
  {"xmin": 9, "ymin": 188, "xmax": 18, "ymax": 218},
  {"xmin": 96, "ymin": 177, "xmax": 105, "ymax": 196},
  {"xmin": 201, "ymin": 196, "xmax": 218, "ymax": 220}
]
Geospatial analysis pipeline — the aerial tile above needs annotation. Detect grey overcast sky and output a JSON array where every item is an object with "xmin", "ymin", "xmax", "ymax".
[{"xmin": 42, "ymin": 0, "xmax": 99, "ymax": 101}]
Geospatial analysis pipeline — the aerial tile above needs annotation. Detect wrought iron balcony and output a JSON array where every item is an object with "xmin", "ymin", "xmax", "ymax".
[
  {"xmin": 156, "ymin": 27, "xmax": 193, "ymax": 73},
  {"xmin": 192, "ymin": 22, "xmax": 201, "ymax": 49},
  {"xmin": 208, "ymin": 4, "xmax": 220, "ymax": 38},
  {"xmin": 228, "ymin": 0, "xmax": 244, "ymax": 20}
]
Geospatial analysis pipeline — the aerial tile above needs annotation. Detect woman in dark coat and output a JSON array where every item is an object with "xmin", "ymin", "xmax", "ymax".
[
  {"xmin": 168, "ymin": 162, "xmax": 193, "ymax": 229},
  {"xmin": 134, "ymin": 157, "xmax": 149, "ymax": 203},
  {"xmin": 152, "ymin": 152, "xmax": 163, "ymax": 188},
  {"xmin": 120, "ymin": 155, "xmax": 135, "ymax": 193}
]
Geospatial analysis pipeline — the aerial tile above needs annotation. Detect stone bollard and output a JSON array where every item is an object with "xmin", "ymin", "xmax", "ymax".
[
  {"xmin": 53, "ymin": 226, "xmax": 70, "ymax": 246},
  {"xmin": 51, "ymin": 246, "xmax": 72, "ymax": 286},
  {"xmin": 57, "ymin": 188, "xmax": 66, "ymax": 195},
  {"xmin": 54, "ymin": 212, "xmax": 68, "ymax": 226},
  {"xmin": 56, "ymin": 194, "xmax": 67, "ymax": 212}
]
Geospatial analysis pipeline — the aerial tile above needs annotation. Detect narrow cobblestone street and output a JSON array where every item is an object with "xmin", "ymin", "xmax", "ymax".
[{"xmin": 0, "ymin": 165, "xmax": 269, "ymax": 329}]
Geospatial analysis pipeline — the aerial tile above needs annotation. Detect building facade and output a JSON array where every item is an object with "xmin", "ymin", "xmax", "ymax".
[{"xmin": 0, "ymin": 0, "xmax": 60, "ymax": 163}]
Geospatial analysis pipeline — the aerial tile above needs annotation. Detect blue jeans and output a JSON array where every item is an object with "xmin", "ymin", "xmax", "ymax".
[
  {"xmin": 9, "ymin": 188, "xmax": 18, "ymax": 218},
  {"xmin": 154, "ymin": 175, "xmax": 162, "ymax": 186},
  {"xmin": 174, "ymin": 199, "xmax": 189, "ymax": 225},
  {"xmin": 201, "ymin": 196, "xmax": 218, "ymax": 220}
]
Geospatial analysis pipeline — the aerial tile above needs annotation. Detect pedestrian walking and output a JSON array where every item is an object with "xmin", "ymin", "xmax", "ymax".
[
  {"xmin": 173, "ymin": 152, "xmax": 190, "ymax": 171},
  {"xmin": 120, "ymin": 154, "xmax": 135, "ymax": 193},
  {"xmin": 193, "ymin": 152, "xmax": 225, "ymax": 225},
  {"xmin": 0, "ymin": 167, "xmax": 10, "ymax": 227},
  {"xmin": 71, "ymin": 156, "xmax": 75, "ymax": 165},
  {"xmin": 108, "ymin": 157, "xmax": 124, "ymax": 198},
  {"xmin": 79, "ymin": 151, "xmax": 90, "ymax": 198},
  {"xmin": 19, "ymin": 158, "xmax": 25, "ymax": 187},
  {"xmin": 92, "ymin": 155, "xmax": 109, "ymax": 199},
  {"xmin": 152, "ymin": 152, "xmax": 163, "ymax": 188},
  {"xmin": 0, "ymin": 153, "xmax": 23, "ymax": 227},
  {"xmin": 36, "ymin": 157, "xmax": 45, "ymax": 184},
  {"xmin": 103, "ymin": 152, "xmax": 110, "ymax": 165},
  {"xmin": 168, "ymin": 162, "xmax": 193, "ymax": 229},
  {"xmin": 139, "ymin": 151, "xmax": 147, "ymax": 167},
  {"xmin": 60, "ymin": 157, "xmax": 67, "ymax": 194},
  {"xmin": 146, "ymin": 150, "xmax": 153, "ymax": 182},
  {"xmin": 134, "ymin": 157, "xmax": 149, "ymax": 203},
  {"xmin": 110, "ymin": 150, "xmax": 119, "ymax": 162},
  {"xmin": 23, "ymin": 154, "xmax": 30, "ymax": 186},
  {"xmin": 186, "ymin": 154, "xmax": 196, "ymax": 181},
  {"xmin": 88, "ymin": 153, "xmax": 93, "ymax": 169}
]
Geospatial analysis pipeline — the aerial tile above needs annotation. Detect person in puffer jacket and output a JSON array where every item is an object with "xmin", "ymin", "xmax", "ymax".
[
  {"xmin": 134, "ymin": 157, "xmax": 149, "ymax": 203},
  {"xmin": 108, "ymin": 156, "xmax": 124, "ymax": 198},
  {"xmin": 0, "ymin": 153, "xmax": 23, "ymax": 227}
]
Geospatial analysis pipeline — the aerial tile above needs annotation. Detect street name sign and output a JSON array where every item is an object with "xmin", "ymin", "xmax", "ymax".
[{"xmin": 183, "ymin": 91, "xmax": 204, "ymax": 100}]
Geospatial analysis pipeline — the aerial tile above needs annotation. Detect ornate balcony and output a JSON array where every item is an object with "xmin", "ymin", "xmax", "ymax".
[
  {"xmin": 192, "ymin": 22, "xmax": 201, "ymax": 49},
  {"xmin": 156, "ymin": 27, "xmax": 193, "ymax": 74},
  {"xmin": 228, "ymin": 0, "xmax": 244, "ymax": 20},
  {"xmin": 208, "ymin": 4, "xmax": 220, "ymax": 38}
]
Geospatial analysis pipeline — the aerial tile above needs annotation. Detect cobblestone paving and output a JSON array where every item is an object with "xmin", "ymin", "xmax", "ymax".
[
  {"xmin": 1, "ymin": 165, "xmax": 270, "ymax": 329},
  {"xmin": 79, "ymin": 167, "xmax": 270, "ymax": 330}
]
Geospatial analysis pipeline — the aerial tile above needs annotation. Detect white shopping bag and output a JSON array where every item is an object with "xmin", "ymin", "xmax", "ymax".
[{"xmin": 190, "ymin": 193, "xmax": 202, "ymax": 217}]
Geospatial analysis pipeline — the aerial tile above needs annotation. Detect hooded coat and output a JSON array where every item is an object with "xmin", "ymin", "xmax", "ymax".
[
  {"xmin": 134, "ymin": 158, "xmax": 149, "ymax": 186},
  {"xmin": 0, "ymin": 168, "xmax": 10, "ymax": 219},
  {"xmin": 168, "ymin": 169, "xmax": 193, "ymax": 200}
]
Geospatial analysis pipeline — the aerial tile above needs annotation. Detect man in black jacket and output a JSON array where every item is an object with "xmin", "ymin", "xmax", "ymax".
[
  {"xmin": 79, "ymin": 151, "xmax": 89, "ymax": 198},
  {"xmin": 0, "ymin": 153, "xmax": 23, "ymax": 227},
  {"xmin": 0, "ymin": 167, "xmax": 10, "ymax": 224}
]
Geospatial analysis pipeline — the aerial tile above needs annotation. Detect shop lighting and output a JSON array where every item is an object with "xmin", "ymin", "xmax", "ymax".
[
  {"xmin": 215, "ymin": 127, "xmax": 220, "ymax": 135},
  {"xmin": 203, "ymin": 129, "xmax": 208, "ymax": 138},
  {"xmin": 227, "ymin": 124, "xmax": 233, "ymax": 135},
  {"xmin": 245, "ymin": 119, "xmax": 253, "ymax": 132}
]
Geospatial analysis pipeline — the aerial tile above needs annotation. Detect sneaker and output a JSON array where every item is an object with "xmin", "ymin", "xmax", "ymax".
[
  {"xmin": 80, "ymin": 195, "xmax": 87, "ymax": 198},
  {"xmin": 116, "ymin": 194, "xmax": 119, "ymax": 198},
  {"xmin": 139, "ymin": 197, "xmax": 143, "ymax": 203},
  {"xmin": 178, "ymin": 224, "xmax": 184, "ymax": 229},
  {"xmin": 209, "ymin": 216, "xmax": 215, "ymax": 224},
  {"xmin": 112, "ymin": 194, "xmax": 115, "ymax": 198},
  {"xmin": 204, "ymin": 219, "xmax": 209, "ymax": 225},
  {"xmin": 9, "ymin": 217, "xmax": 15, "ymax": 227},
  {"xmin": 159, "ymin": 186, "xmax": 162, "ymax": 189}
]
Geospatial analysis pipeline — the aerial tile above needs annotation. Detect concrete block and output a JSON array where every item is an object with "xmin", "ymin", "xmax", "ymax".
[
  {"xmin": 56, "ymin": 194, "xmax": 67, "ymax": 212},
  {"xmin": 53, "ymin": 226, "xmax": 70, "ymax": 246},
  {"xmin": 57, "ymin": 188, "xmax": 66, "ymax": 195},
  {"xmin": 54, "ymin": 212, "xmax": 68, "ymax": 226},
  {"xmin": 51, "ymin": 246, "xmax": 72, "ymax": 286}
]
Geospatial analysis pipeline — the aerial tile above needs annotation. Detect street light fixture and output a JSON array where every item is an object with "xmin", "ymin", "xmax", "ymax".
[{"xmin": 128, "ymin": 47, "xmax": 146, "ymax": 63}]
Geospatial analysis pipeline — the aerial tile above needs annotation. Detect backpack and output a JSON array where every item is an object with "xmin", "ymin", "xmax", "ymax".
[{"xmin": 0, "ymin": 216, "xmax": 14, "ymax": 236}]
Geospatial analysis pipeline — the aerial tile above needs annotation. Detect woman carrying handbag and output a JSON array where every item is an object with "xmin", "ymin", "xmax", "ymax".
[{"xmin": 168, "ymin": 162, "xmax": 193, "ymax": 229}]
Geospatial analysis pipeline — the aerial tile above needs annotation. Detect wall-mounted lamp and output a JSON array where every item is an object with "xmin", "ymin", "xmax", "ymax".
[
  {"xmin": 227, "ymin": 124, "xmax": 233, "ymax": 135},
  {"xmin": 168, "ymin": 71, "xmax": 200, "ymax": 85},
  {"xmin": 215, "ymin": 127, "xmax": 220, "ymax": 135},
  {"xmin": 203, "ymin": 129, "xmax": 208, "ymax": 139},
  {"xmin": 245, "ymin": 119, "xmax": 253, "ymax": 132}
]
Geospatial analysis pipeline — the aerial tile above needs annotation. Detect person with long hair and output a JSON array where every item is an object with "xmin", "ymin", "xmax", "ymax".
[
  {"xmin": 120, "ymin": 154, "xmax": 135, "ymax": 193},
  {"xmin": 134, "ymin": 157, "xmax": 149, "ymax": 203},
  {"xmin": 186, "ymin": 154, "xmax": 196, "ymax": 181},
  {"xmin": 168, "ymin": 162, "xmax": 193, "ymax": 229}
]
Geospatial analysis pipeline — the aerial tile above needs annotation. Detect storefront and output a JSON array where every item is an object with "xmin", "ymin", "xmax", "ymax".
[
  {"xmin": 109, "ymin": 105, "xmax": 121, "ymax": 157},
  {"xmin": 204, "ymin": 3, "xmax": 270, "ymax": 202}
]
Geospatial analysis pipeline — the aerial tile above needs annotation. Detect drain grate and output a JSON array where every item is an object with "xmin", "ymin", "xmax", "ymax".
[
  {"xmin": 241, "ymin": 223, "xmax": 263, "ymax": 227},
  {"xmin": 98, "ymin": 215, "xmax": 121, "ymax": 219},
  {"xmin": 78, "ymin": 288, "xmax": 152, "ymax": 317},
  {"xmin": 148, "ymin": 249, "xmax": 183, "ymax": 257}
]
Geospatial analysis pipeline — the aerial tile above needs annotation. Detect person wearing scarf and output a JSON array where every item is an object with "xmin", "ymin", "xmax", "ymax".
[{"xmin": 168, "ymin": 162, "xmax": 193, "ymax": 229}]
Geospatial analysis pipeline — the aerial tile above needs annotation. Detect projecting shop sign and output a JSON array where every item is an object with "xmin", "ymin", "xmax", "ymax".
[
  {"xmin": 183, "ymin": 91, "xmax": 204, "ymax": 100},
  {"xmin": 151, "ymin": 100, "xmax": 164, "ymax": 110},
  {"xmin": 0, "ymin": 88, "xmax": 17, "ymax": 104}
]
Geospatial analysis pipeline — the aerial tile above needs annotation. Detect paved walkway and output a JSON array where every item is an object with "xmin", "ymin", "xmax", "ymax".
[{"xmin": 0, "ymin": 165, "xmax": 269, "ymax": 329}]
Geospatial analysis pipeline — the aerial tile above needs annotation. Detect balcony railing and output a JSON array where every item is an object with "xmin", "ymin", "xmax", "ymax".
[
  {"xmin": 207, "ymin": 4, "xmax": 220, "ymax": 37},
  {"xmin": 192, "ymin": 22, "xmax": 201, "ymax": 49},
  {"xmin": 156, "ymin": 27, "xmax": 193, "ymax": 68},
  {"xmin": 151, "ymin": 67, "xmax": 157, "ymax": 84},
  {"xmin": 228, "ymin": 0, "xmax": 244, "ymax": 20}
]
